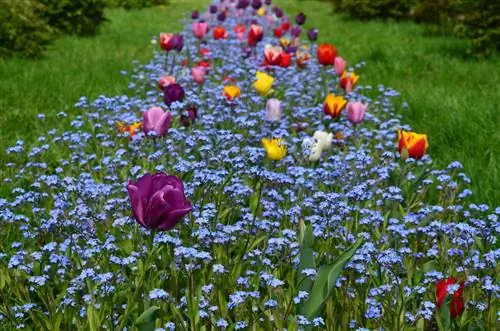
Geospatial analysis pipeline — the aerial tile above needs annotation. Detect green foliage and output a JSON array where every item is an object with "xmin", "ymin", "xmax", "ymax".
[
  {"xmin": 455, "ymin": 0, "xmax": 500, "ymax": 56},
  {"xmin": 0, "ymin": 0, "xmax": 54, "ymax": 58},
  {"xmin": 341, "ymin": 0, "xmax": 412, "ymax": 20},
  {"xmin": 106, "ymin": 0, "xmax": 168, "ymax": 10},
  {"xmin": 38, "ymin": 0, "xmax": 108, "ymax": 36}
]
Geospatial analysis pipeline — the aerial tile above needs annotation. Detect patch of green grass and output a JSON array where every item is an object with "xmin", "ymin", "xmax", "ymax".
[
  {"xmin": 0, "ymin": 0, "xmax": 210, "ymax": 148},
  {"xmin": 277, "ymin": 0, "xmax": 500, "ymax": 205}
]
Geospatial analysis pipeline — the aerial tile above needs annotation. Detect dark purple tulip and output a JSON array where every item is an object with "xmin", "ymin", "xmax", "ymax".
[
  {"xmin": 291, "ymin": 26, "xmax": 302, "ymax": 38},
  {"xmin": 217, "ymin": 11, "xmax": 227, "ymax": 22},
  {"xmin": 164, "ymin": 83, "xmax": 185, "ymax": 106},
  {"xmin": 307, "ymin": 28, "xmax": 318, "ymax": 41},
  {"xmin": 237, "ymin": 0, "xmax": 249, "ymax": 9},
  {"xmin": 127, "ymin": 173, "xmax": 192, "ymax": 231},
  {"xmin": 191, "ymin": 10, "xmax": 199, "ymax": 19},
  {"xmin": 295, "ymin": 12, "xmax": 306, "ymax": 25},
  {"xmin": 209, "ymin": 5, "xmax": 218, "ymax": 14},
  {"xmin": 173, "ymin": 34, "xmax": 184, "ymax": 52},
  {"xmin": 143, "ymin": 107, "xmax": 173, "ymax": 137},
  {"xmin": 275, "ymin": 8, "xmax": 283, "ymax": 18},
  {"xmin": 285, "ymin": 46, "xmax": 298, "ymax": 53},
  {"xmin": 250, "ymin": 18, "xmax": 258, "ymax": 25},
  {"xmin": 265, "ymin": 0, "xmax": 272, "ymax": 5},
  {"xmin": 180, "ymin": 105, "xmax": 197, "ymax": 127},
  {"xmin": 251, "ymin": 0, "xmax": 262, "ymax": 10},
  {"xmin": 242, "ymin": 46, "xmax": 252, "ymax": 58}
]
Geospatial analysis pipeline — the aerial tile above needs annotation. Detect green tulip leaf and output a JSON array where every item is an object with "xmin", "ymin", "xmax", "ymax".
[
  {"xmin": 300, "ymin": 238, "xmax": 364, "ymax": 319},
  {"xmin": 135, "ymin": 306, "xmax": 160, "ymax": 331}
]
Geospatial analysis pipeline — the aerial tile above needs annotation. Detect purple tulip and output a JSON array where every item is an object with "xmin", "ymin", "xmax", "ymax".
[
  {"xmin": 347, "ymin": 101, "xmax": 368, "ymax": 125},
  {"xmin": 275, "ymin": 8, "xmax": 283, "ymax": 18},
  {"xmin": 291, "ymin": 26, "xmax": 302, "ymax": 38},
  {"xmin": 237, "ymin": 0, "xmax": 249, "ymax": 9},
  {"xmin": 191, "ymin": 10, "xmax": 199, "ymax": 19},
  {"xmin": 285, "ymin": 46, "xmax": 298, "ymax": 54},
  {"xmin": 180, "ymin": 105, "xmax": 198, "ymax": 127},
  {"xmin": 250, "ymin": 18, "xmax": 259, "ymax": 25},
  {"xmin": 242, "ymin": 46, "xmax": 252, "ymax": 58},
  {"xmin": 295, "ymin": 12, "xmax": 306, "ymax": 25},
  {"xmin": 209, "ymin": 5, "xmax": 218, "ymax": 14},
  {"xmin": 307, "ymin": 28, "xmax": 318, "ymax": 41},
  {"xmin": 265, "ymin": 0, "xmax": 272, "ymax": 5},
  {"xmin": 217, "ymin": 11, "xmax": 227, "ymax": 22},
  {"xmin": 143, "ymin": 107, "xmax": 173, "ymax": 137},
  {"xmin": 164, "ymin": 83, "xmax": 185, "ymax": 106},
  {"xmin": 251, "ymin": 0, "xmax": 262, "ymax": 10},
  {"xmin": 127, "ymin": 173, "xmax": 192, "ymax": 231},
  {"xmin": 173, "ymin": 34, "xmax": 184, "ymax": 52}
]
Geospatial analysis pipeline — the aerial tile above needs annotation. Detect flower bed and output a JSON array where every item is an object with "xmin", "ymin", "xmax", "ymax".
[{"xmin": 0, "ymin": 0, "xmax": 498, "ymax": 330}]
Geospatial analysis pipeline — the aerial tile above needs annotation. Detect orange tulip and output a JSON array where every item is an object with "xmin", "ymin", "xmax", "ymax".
[
  {"xmin": 224, "ymin": 85, "xmax": 241, "ymax": 100},
  {"xmin": 213, "ymin": 26, "xmax": 228, "ymax": 40},
  {"xmin": 340, "ymin": 71, "xmax": 360, "ymax": 93},
  {"xmin": 317, "ymin": 43, "xmax": 337, "ymax": 66},
  {"xmin": 323, "ymin": 94, "xmax": 347, "ymax": 118},
  {"xmin": 398, "ymin": 130, "xmax": 428, "ymax": 159},
  {"xmin": 117, "ymin": 121, "xmax": 142, "ymax": 139}
]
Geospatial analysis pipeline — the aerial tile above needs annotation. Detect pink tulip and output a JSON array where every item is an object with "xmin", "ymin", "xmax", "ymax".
[
  {"xmin": 266, "ymin": 98, "xmax": 282, "ymax": 121},
  {"xmin": 143, "ymin": 107, "xmax": 173, "ymax": 137},
  {"xmin": 158, "ymin": 75, "xmax": 176, "ymax": 89},
  {"xmin": 191, "ymin": 66, "xmax": 206, "ymax": 85},
  {"xmin": 192, "ymin": 22, "xmax": 209, "ymax": 39},
  {"xmin": 346, "ymin": 101, "xmax": 368, "ymax": 125},
  {"xmin": 334, "ymin": 56, "xmax": 346, "ymax": 76}
]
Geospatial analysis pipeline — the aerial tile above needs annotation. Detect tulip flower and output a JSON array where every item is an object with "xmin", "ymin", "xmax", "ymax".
[
  {"xmin": 274, "ymin": 28, "xmax": 283, "ymax": 38},
  {"xmin": 191, "ymin": 10, "xmax": 199, "ymax": 20},
  {"xmin": 324, "ymin": 94, "xmax": 347, "ymax": 118},
  {"xmin": 347, "ymin": 101, "xmax": 368, "ymax": 125},
  {"xmin": 265, "ymin": 98, "xmax": 281, "ymax": 121},
  {"xmin": 436, "ymin": 278, "xmax": 465, "ymax": 318},
  {"xmin": 158, "ymin": 75, "xmax": 176, "ymax": 89},
  {"xmin": 264, "ymin": 45, "xmax": 283, "ymax": 66},
  {"xmin": 127, "ymin": 172, "xmax": 192, "ymax": 231},
  {"xmin": 217, "ymin": 11, "xmax": 227, "ymax": 22},
  {"xmin": 334, "ymin": 56, "xmax": 346, "ymax": 75},
  {"xmin": 265, "ymin": 0, "xmax": 272, "ymax": 5},
  {"xmin": 209, "ymin": 4, "xmax": 218, "ymax": 14},
  {"xmin": 160, "ymin": 33, "xmax": 177, "ymax": 52},
  {"xmin": 213, "ymin": 26, "xmax": 228, "ymax": 40},
  {"xmin": 281, "ymin": 21, "xmax": 291, "ymax": 31},
  {"xmin": 275, "ymin": 7, "xmax": 284, "ymax": 18},
  {"xmin": 279, "ymin": 52, "xmax": 291, "ymax": 68},
  {"xmin": 340, "ymin": 71, "xmax": 360, "ymax": 93},
  {"xmin": 253, "ymin": 71, "xmax": 274, "ymax": 96},
  {"xmin": 307, "ymin": 28, "xmax": 318, "ymax": 41},
  {"xmin": 313, "ymin": 131, "xmax": 334, "ymax": 151},
  {"xmin": 180, "ymin": 105, "xmax": 198, "ymax": 127},
  {"xmin": 234, "ymin": 24, "xmax": 246, "ymax": 40},
  {"xmin": 192, "ymin": 21, "xmax": 209, "ymax": 39},
  {"xmin": 237, "ymin": 0, "xmax": 250, "ymax": 9},
  {"xmin": 262, "ymin": 138, "xmax": 287, "ymax": 161},
  {"xmin": 116, "ymin": 121, "xmax": 142, "ymax": 139},
  {"xmin": 248, "ymin": 24, "xmax": 263, "ymax": 46},
  {"xmin": 191, "ymin": 66, "xmax": 206, "ymax": 85},
  {"xmin": 296, "ymin": 50, "xmax": 311, "ymax": 69},
  {"xmin": 279, "ymin": 38, "xmax": 291, "ymax": 49},
  {"xmin": 224, "ymin": 85, "xmax": 241, "ymax": 100},
  {"xmin": 251, "ymin": 0, "xmax": 262, "ymax": 10},
  {"xmin": 291, "ymin": 26, "xmax": 302, "ymax": 38},
  {"xmin": 317, "ymin": 43, "xmax": 337, "ymax": 66},
  {"xmin": 398, "ymin": 130, "xmax": 428, "ymax": 160},
  {"xmin": 295, "ymin": 12, "xmax": 306, "ymax": 25},
  {"xmin": 257, "ymin": 7, "xmax": 266, "ymax": 16},
  {"xmin": 143, "ymin": 107, "xmax": 173, "ymax": 137},
  {"xmin": 164, "ymin": 83, "xmax": 185, "ymax": 106}
]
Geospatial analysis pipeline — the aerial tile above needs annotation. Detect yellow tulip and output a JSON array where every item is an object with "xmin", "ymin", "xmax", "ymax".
[
  {"xmin": 224, "ymin": 85, "xmax": 241, "ymax": 100},
  {"xmin": 323, "ymin": 94, "xmax": 347, "ymax": 118},
  {"xmin": 253, "ymin": 71, "xmax": 274, "ymax": 96},
  {"xmin": 262, "ymin": 138, "xmax": 287, "ymax": 161},
  {"xmin": 257, "ymin": 7, "xmax": 266, "ymax": 16},
  {"xmin": 279, "ymin": 38, "xmax": 291, "ymax": 49}
]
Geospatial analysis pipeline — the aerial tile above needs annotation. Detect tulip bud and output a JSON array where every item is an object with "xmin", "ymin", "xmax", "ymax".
[
  {"xmin": 295, "ymin": 12, "xmax": 306, "ymax": 25},
  {"xmin": 191, "ymin": 66, "xmax": 206, "ymax": 85},
  {"xmin": 307, "ymin": 28, "xmax": 318, "ymax": 41}
]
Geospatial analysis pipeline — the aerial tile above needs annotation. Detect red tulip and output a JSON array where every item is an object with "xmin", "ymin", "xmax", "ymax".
[
  {"xmin": 213, "ymin": 26, "xmax": 228, "ymax": 39},
  {"xmin": 281, "ymin": 21, "xmax": 290, "ymax": 31},
  {"xmin": 317, "ymin": 43, "xmax": 337, "ymax": 66},
  {"xmin": 264, "ymin": 45, "xmax": 282, "ymax": 66},
  {"xmin": 436, "ymin": 278, "xmax": 465, "ymax": 318},
  {"xmin": 274, "ymin": 28, "xmax": 283, "ymax": 38},
  {"xmin": 279, "ymin": 52, "xmax": 291, "ymax": 68},
  {"xmin": 248, "ymin": 24, "xmax": 263, "ymax": 46}
]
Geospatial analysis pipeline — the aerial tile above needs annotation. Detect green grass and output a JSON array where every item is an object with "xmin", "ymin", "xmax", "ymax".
[
  {"xmin": 0, "ymin": 0, "xmax": 210, "ymax": 147},
  {"xmin": 1, "ymin": 0, "xmax": 498, "ymax": 204},
  {"xmin": 276, "ymin": 0, "xmax": 500, "ymax": 205}
]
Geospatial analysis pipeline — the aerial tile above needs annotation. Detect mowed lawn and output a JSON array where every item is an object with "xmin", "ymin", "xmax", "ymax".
[
  {"xmin": 1, "ymin": 0, "xmax": 499, "ymax": 204},
  {"xmin": 276, "ymin": 0, "xmax": 500, "ymax": 205}
]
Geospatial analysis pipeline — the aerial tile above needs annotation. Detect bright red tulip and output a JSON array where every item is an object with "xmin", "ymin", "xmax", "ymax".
[
  {"xmin": 435, "ymin": 278, "xmax": 465, "ymax": 319},
  {"xmin": 213, "ymin": 26, "xmax": 228, "ymax": 39},
  {"xmin": 317, "ymin": 43, "xmax": 337, "ymax": 66},
  {"xmin": 248, "ymin": 24, "xmax": 263, "ymax": 46}
]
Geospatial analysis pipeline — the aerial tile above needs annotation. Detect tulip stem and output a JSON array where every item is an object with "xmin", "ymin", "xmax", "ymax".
[
  {"xmin": 322, "ymin": 66, "xmax": 329, "ymax": 98},
  {"xmin": 170, "ymin": 53, "xmax": 177, "ymax": 75}
]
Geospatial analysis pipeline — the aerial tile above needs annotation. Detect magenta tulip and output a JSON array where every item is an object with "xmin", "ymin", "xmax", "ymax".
[
  {"xmin": 192, "ymin": 21, "xmax": 209, "ymax": 39},
  {"xmin": 143, "ymin": 107, "xmax": 173, "ymax": 137},
  {"xmin": 346, "ymin": 101, "xmax": 368, "ymax": 125},
  {"xmin": 191, "ymin": 66, "xmax": 206, "ymax": 85},
  {"xmin": 127, "ymin": 173, "xmax": 192, "ymax": 231}
]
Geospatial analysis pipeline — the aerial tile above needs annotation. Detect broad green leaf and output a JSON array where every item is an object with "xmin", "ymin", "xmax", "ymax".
[
  {"xmin": 297, "ymin": 222, "xmax": 315, "ymax": 294},
  {"xmin": 135, "ymin": 306, "xmax": 160, "ymax": 331},
  {"xmin": 301, "ymin": 238, "xmax": 364, "ymax": 319},
  {"xmin": 436, "ymin": 296, "xmax": 451, "ymax": 331}
]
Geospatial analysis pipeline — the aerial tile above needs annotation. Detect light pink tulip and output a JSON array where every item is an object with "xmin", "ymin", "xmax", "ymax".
[
  {"xmin": 143, "ymin": 107, "xmax": 173, "ymax": 137},
  {"xmin": 346, "ymin": 101, "xmax": 368, "ymax": 125},
  {"xmin": 158, "ymin": 75, "xmax": 176, "ymax": 89},
  {"xmin": 334, "ymin": 56, "xmax": 346, "ymax": 76},
  {"xmin": 191, "ymin": 66, "xmax": 206, "ymax": 85},
  {"xmin": 192, "ymin": 22, "xmax": 209, "ymax": 39},
  {"xmin": 266, "ymin": 98, "xmax": 282, "ymax": 121}
]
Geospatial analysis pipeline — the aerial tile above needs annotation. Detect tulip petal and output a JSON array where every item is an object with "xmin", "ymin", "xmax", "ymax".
[{"xmin": 126, "ymin": 184, "xmax": 147, "ymax": 228}]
